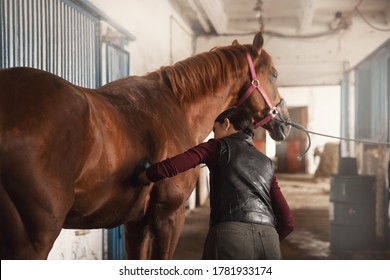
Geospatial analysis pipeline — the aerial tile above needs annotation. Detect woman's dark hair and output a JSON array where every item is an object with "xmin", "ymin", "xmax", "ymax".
[{"xmin": 215, "ymin": 107, "xmax": 255, "ymax": 137}]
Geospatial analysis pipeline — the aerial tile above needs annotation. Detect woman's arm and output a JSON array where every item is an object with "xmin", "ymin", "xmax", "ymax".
[
  {"xmin": 270, "ymin": 176, "xmax": 295, "ymax": 241},
  {"xmin": 138, "ymin": 139, "xmax": 220, "ymax": 184}
]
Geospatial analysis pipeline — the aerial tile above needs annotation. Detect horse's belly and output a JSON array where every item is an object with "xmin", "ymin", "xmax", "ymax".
[{"xmin": 64, "ymin": 184, "xmax": 152, "ymax": 229}]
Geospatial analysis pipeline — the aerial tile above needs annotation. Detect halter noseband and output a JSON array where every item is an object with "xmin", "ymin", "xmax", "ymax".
[{"xmin": 236, "ymin": 52, "xmax": 282, "ymax": 129}]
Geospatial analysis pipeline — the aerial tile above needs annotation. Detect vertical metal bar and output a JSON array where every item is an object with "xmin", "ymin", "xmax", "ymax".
[
  {"xmin": 87, "ymin": 19, "xmax": 92, "ymax": 87},
  {"xmin": 60, "ymin": 3, "xmax": 68, "ymax": 79},
  {"xmin": 6, "ymin": 0, "xmax": 11, "ymax": 67},
  {"xmin": 70, "ymin": 9, "xmax": 77, "ymax": 83},
  {"xmin": 32, "ymin": 0, "xmax": 36, "ymax": 68},
  {"xmin": 9, "ymin": 0, "xmax": 13, "ymax": 66},
  {"xmin": 66, "ymin": 4, "xmax": 70, "ymax": 82},
  {"xmin": 42, "ymin": 0, "xmax": 46, "ymax": 70},
  {"xmin": 26, "ymin": 0, "xmax": 30, "ymax": 66},
  {"xmin": 39, "ymin": 0, "xmax": 43, "ymax": 69},
  {"xmin": 105, "ymin": 43, "xmax": 109, "ymax": 83},
  {"xmin": 81, "ymin": 13, "xmax": 88, "ymax": 87},
  {"xmin": 61, "ymin": 1, "xmax": 66, "ymax": 78},
  {"xmin": 36, "ymin": 0, "xmax": 40, "ymax": 68},
  {"xmin": 75, "ymin": 11, "xmax": 80, "ymax": 85},
  {"xmin": 12, "ymin": 0, "xmax": 15, "ymax": 67},
  {"xmin": 89, "ymin": 19, "xmax": 94, "ymax": 87},
  {"xmin": 71, "ymin": 8, "xmax": 76, "ymax": 84},
  {"xmin": 47, "ymin": 0, "xmax": 52, "ymax": 72},
  {"xmin": 95, "ymin": 20, "xmax": 101, "ymax": 87},
  {"xmin": 20, "ymin": 0, "xmax": 25, "ymax": 66},
  {"xmin": 69, "ymin": 7, "xmax": 73, "ymax": 83},
  {"xmin": 0, "ymin": 0, "xmax": 4, "ymax": 68},
  {"xmin": 65, "ymin": 2, "xmax": 72, "ymax": 81},
  {"xmin": 77, "ymin": 12, "xmax": 81, "ymax": 86},
  {"xmin": 53, "ymin": 0, "xmax": 58, "ymax": 75},
  {"xmin": 16, "ymin": 0, "xmax": 20, "ymax": 66},
  {"xmin": 81, "ymin": 14, "xmax": 85, "ymax": 86}
]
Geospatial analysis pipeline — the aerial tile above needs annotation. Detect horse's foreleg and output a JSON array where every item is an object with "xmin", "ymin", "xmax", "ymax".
[
  {"xmin": 124, "ymin": 218, "xmax": 152, "ymax": 259},
  {"xmin": 149, "ymin": 203, "xmax": 186, "ymax": 259}
]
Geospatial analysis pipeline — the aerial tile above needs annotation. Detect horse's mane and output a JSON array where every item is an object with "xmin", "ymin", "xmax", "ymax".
[{"xmin": 159, "ymin": 43, "xmax": 273, "ymax": 104}]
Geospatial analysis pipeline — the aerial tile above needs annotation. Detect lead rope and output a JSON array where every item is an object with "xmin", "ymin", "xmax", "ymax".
[{"xmin": 274, "ymin": 118, "xmax": 390, "ymax": 160}]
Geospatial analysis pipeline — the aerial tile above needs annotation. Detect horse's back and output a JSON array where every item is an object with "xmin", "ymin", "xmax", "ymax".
[
  {"xmin": 0, "ymin": 67, "xmax": 87, "ymax": 125},
  {"xmin": 0, "ymin": 67, "xmax": 89, "ymax": 174}
]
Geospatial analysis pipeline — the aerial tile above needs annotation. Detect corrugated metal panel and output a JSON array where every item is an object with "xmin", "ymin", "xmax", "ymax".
[
  {"xmin": 107, "ymin": 226, "xmax": 126, "ymax": 260},
  {"xmin": 0, "ymin": 0, "xmax": 102, "ymax": 88},
  {"xmin": 103, "ymin": 42, "xmax": 130, "ymax": 84},
  {"xmin": 354, "ymin": 40, "xmax": 390, "ymax": 142},
  {"xmin": 355, "ymin": 65, "xmax": 372, "ymax": 139}
]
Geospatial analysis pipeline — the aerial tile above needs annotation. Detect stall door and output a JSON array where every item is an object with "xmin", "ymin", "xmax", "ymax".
[{"xmin": 276, "ymin": 106, "xmax": 308, "ymax": 173}]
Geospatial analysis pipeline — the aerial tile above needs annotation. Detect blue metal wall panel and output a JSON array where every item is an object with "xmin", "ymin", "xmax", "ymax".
[
  {"xmin": 104, "ymin": 42, "xmax": 130, "ymax": 84},
  {"xmin": 0, "ymin": 0, "xmax": 101, "ymax": 88},
  {"xmin": 354, "ymin": 40, "xmax": 390, "ymax": 142},
  {"xmin": 107, "ymin": 226, "xmax": 126, "ymax": 260}
]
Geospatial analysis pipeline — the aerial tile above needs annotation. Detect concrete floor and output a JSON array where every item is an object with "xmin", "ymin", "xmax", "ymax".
[{"xmin": 173, "ymin": 174, "xmax": 390, "ymax": 260}]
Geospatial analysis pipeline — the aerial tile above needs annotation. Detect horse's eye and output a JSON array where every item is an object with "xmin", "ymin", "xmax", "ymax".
[{"xmin": 272, "ymin": 69, "xmax": 278, "ymax": 79}]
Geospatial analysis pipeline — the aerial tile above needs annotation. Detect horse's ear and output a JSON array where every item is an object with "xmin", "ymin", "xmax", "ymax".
[
  {"xmin": 232, "ymin": 39, "xmax": 239, "ymax": 46},
  {"xmin": 252, "ymin": 32, "xmax": 264, "ymax": 55}
]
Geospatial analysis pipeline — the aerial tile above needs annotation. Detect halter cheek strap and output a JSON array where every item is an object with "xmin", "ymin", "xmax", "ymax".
[{"xmin": 237, "ymin": 52, "xmax": 281, "ymax": 129}]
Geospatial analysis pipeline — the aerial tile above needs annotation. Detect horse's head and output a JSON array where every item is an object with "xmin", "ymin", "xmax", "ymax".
[{"xmin": 236, "ymin": 32, "xmax": 291, "ymax": 142}]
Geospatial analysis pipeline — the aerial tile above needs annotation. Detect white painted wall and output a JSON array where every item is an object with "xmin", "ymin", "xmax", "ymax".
[
  {"xmin": 91, "ymin": 0, "xmax": 194, "ymax": 75},
  {"xmin": 48, "ymin": 229, "xmax": 103, "ymax": 260}
]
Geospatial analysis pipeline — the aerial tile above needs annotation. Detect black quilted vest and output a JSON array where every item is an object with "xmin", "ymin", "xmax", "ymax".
[{"xmin": 209, "ymin": 132, "xmax": 276, "ymax": 228}]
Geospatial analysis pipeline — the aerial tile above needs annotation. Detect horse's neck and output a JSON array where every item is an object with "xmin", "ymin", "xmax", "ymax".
[
  {"xmin": 182, "ymin": 85, "xmax": 238, "ymax": 144},
  {"xmin": 162, "ymin": 59, "xmax": 247, "ymax": 144}
]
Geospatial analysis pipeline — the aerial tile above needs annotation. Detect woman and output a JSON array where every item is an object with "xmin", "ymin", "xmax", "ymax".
[{"xmin": 137, "ymin": 107, "xmax": 294, "ymax": 259}]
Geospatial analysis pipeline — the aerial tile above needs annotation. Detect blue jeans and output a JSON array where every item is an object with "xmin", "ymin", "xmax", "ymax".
[{"xmin": 202, "ymin": 221, "xmax": 281, "ymax": 260}]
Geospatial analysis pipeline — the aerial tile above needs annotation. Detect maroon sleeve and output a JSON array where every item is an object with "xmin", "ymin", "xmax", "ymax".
[
  {"xmin": 270, "ymin": 176, "xmax": 295, "ymax": 241},
  {"xmin": 145, "ymin": 139, "xmax": 220, "ymax": 182}
]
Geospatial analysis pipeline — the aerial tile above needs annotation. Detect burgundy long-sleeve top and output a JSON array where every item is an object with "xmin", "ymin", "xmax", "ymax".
[{"xmin": 145, "ymin": 138, "xmax": 295, "ymax": 240}]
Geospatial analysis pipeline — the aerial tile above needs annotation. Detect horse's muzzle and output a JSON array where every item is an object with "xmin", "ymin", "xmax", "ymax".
[{"xmin": 266, "ymin": 116, "xmax": 291, "ymax": 141}]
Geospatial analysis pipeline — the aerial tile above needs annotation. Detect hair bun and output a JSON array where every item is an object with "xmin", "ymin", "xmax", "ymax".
[{"xmin": 243, "ymin": 127, "xmax": 255, "ymax": 137}]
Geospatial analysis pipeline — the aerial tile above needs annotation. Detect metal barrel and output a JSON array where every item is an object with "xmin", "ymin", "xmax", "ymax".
[{"xmin": 329, "ymin": 175, "xmax": 376, "ymax": 250}]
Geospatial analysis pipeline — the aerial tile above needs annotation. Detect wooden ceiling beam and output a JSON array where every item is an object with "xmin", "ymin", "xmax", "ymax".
[
  {"xmin": 198, "ymin": 0, "xmax": 228, "ymax": 34},
  {"xmin": 298, "ymin": 0, "xmax": 316, "ymax": 33}
]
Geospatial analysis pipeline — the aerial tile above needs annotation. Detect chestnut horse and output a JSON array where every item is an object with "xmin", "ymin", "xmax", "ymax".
[{"xmin": 0, "ymin": 32, "xmax": 290, "ymax": 259}]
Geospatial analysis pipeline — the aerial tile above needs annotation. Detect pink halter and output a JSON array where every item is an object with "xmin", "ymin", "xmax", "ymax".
[{"xmin": 236, "ymin": 52, "xmax": 281, "ymax": 129}]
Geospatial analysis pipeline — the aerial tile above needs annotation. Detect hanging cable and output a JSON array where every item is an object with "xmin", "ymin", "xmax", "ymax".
[
  {"xmin": 274, "ymin": 119, "xmax": 390, "ymax": 160},
  {"xmin": 354, "ymin": 0, "xmax": 390, "ymax": 31}
]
